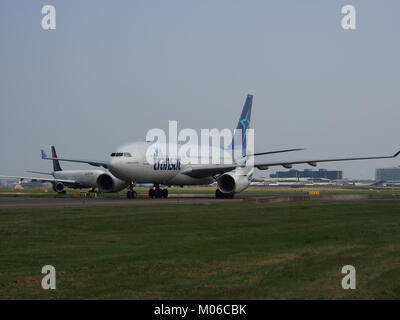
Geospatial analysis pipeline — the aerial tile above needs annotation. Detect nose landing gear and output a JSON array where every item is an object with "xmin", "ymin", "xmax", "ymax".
[
  {"xmin": 126, "ymin": 190, "xmax": 137, "ymax": 199},
  {"xmin": 126, "ymin": 182, "xmax": 137, "ymax": 199}
]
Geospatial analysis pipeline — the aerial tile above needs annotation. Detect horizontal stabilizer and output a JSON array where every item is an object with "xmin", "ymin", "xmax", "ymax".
[
  {"xmin": 0, "ymin": 175, "xmax": 75, "ymax": 184},
  {"xmin": 26, "ymin": 170, "xmax": 53, "ymax": 176},
  {"xmin": 42, "ymin": 157, "xmax": 108, "ymax": 169}
]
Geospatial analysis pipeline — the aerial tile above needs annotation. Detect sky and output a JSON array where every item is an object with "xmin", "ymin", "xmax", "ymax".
[{"xmin": 1, "ymin": 0, "xmax": 399, "ymax": 179}]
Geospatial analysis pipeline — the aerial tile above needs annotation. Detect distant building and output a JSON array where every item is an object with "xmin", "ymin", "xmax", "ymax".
[
  {"xmin": 375, "ymin": 167, "xmax": 400, "ymax": 181},
  {"xmin": 270, "ymin": 168, "xmax": 343, "ymax": 180},
  {"xmin": 0, "ymin": 179, "xmax": 19, "ymax": 187},
  {"xmin": 0, "ymin": 179, "xmax": 49, "ymax": 188}
]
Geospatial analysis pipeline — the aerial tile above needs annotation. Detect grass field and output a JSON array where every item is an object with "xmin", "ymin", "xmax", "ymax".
[{"xmin": 1, "ymin": 200, "xmax": 400, "ymax": 299}]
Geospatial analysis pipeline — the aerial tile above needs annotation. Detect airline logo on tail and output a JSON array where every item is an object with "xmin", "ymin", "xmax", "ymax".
[
  {"xmin": 46, "ymin": 146, "xmax": 63, "ymax": 172},
  {"xmin": 233, "ymin": 94, "xmax": 253, "ymax": 159}
]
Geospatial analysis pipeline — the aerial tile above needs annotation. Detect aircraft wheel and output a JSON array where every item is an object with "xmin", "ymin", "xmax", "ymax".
[
  {"xmin": 162, "ymin": 189, "xmax": 168, "ymax": 198},
  {"xmin": 127, "ymin": 190, "xmax": 137, "ymax": 199},
  {"xmin": 155, "ymin": 188, "xmax": 162, "ymax": 198}
]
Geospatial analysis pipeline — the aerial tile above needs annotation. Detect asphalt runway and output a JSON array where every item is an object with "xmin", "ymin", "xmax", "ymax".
[{"xmin": 1, "ymin": 193, "xmax": 400, "ymax": 209}]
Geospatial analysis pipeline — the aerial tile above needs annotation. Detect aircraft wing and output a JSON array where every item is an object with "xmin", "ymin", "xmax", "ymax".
[
  {"xmin": 249, "ymin": 148, "xmax": 304, "ymax": 156},
  {"xmin": 42, "ymin": 157, "xmax": 108, "ymax": 169},
  {"xmin": 0, "ymin": 175, "xmax": 76, "ymax": 184},
  {"xmin": 181, "ymin": 164, "xmax": 237, "ymax": 178},
  {"xmin": 180, "ymin": 148, "xmax": 304, "ymax": 178},
  {"xmin": 254, "ymin": 150, "xmax": 400, "ymax": 170},
  {"xmin": 181, "ymin": 150, "xmax": 400, "ymax": 178}
]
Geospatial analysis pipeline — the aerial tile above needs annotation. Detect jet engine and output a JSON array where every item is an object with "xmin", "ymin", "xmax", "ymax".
[
  {"xmin": 97, "ymin": 173, "xmax": 127, "ymax": 193},
  {"xmin": 217, "ymin": 172, "xmax": 249, "ymax": 194},
  {"xmin": 52, "ymin": 181, "xmax": 65, "ymax": 193}
]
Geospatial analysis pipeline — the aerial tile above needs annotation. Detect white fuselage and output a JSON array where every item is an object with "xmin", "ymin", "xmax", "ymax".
[{"xmin": 107, "ymin": 142, "xmax": 247, "ymax": 186}]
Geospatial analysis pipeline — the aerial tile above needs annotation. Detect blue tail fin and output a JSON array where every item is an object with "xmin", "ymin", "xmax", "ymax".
[
  {"xmin": 41, "ymin": 149, "xmax": 47, "ymax": 159},
  {"xmin": 51, "ymin": 146, "xmax": 62, "ymax": 172},
  {"xmin": 232, "ymin": 94, "xmax": 253, "ymax": 158}
]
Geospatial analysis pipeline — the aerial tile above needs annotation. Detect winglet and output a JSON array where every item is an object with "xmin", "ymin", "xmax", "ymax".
[
  {"xmin": 394, "ymin": 150, "xmax": 400, "ymax": 157},
  {"xmin": 41, "ymin": 149, "xmax": 48, "ymax": 159}
]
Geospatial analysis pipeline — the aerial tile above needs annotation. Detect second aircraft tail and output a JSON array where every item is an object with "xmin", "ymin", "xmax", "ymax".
[{"xmin": 41, "ymin": 146, "xmax": 63, "ymax": 172}]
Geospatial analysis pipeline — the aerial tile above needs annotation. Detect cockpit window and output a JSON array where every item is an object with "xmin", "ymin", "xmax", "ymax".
[{"xmin": 111, "ymin": 152, "xmax": 131, "ymax": 157}]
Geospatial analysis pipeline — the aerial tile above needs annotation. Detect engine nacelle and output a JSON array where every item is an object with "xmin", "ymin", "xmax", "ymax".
[
  {"xmin": 97, "ymin": 173, "xmax": 127, "ymax": 193},
  {"xmin": 217, "ymin": 172, "xmax": 249, "ymax": 194},
  {"xmin": 52, "ymin": 181, "xmax": 65, "ymax": 193}
]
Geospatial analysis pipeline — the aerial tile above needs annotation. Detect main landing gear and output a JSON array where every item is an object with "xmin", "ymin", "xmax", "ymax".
[
  {"xmin": 215, "ymin": 189, "xmax": 234, "ymax": 199},
  {"xmin": 149, "ymin": 184, "xmax": 168, "ymax": 198},
  {"xmin": 126, "ymin": 183, "xmax": 169, "ymax": 199}
]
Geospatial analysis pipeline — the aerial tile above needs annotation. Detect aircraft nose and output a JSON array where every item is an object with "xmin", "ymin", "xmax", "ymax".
[
  {"xmin": 108, "ymin": 156, "xmax": 119, "ymax": 167},
  {"xmin": 108, "ymin": 157, "xmax": 119, "ymax": 171}
]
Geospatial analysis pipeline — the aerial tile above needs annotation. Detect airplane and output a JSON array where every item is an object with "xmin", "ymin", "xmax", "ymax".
[
  {"xmin": 40, "ymin": 94, "xmax": 400, "ymax": 199},
  {"xmin": 0, "ymin": 146, "xmax": 127, "ymax": 195}
]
